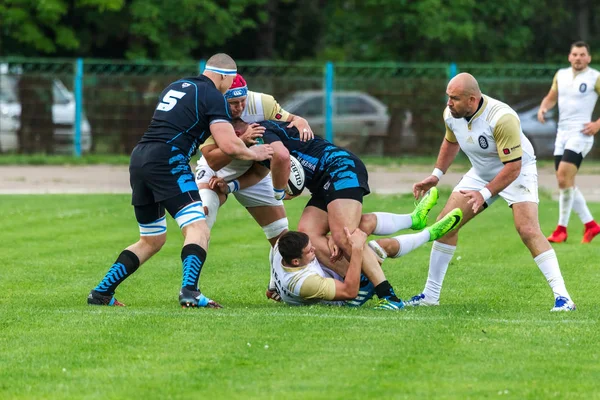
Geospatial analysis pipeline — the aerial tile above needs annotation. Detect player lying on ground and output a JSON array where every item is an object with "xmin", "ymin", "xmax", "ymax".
[{"xmin": 269, "ymin": 206, "xmax": 462, "ymax": 307}]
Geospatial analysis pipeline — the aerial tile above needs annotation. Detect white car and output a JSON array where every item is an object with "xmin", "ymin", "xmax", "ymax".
[
  {"xmin": 282, "ymin": 91, "xmax": 390, "ymax": 148},
  {"xmin": 0, "ymin": 75, "xmax": 92, "ymax": 153}
]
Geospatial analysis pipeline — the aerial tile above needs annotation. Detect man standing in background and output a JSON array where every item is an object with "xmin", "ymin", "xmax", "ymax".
[{"xmin": 538, "ymin": 41, "xmax": 600, "ymax": 244}]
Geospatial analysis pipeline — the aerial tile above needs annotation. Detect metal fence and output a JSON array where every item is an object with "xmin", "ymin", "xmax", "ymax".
[{"xmin": 1, "ymin": 57, "xmax": 598, "ymax": 159}]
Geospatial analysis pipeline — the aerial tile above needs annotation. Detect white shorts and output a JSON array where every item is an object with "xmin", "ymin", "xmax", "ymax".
[
  {"xmin": 554, "ymin": 130, "xmax": 594, "ymax": 158},
  {"xmin": 195, "ymin": 156, "xmax": 253, "ymax": 183},
  {"xmin": 233, "ymin": 173, "xmax": 283, "ymax": 208},
  {"xmin": 453, "ymin": 164, "xmax": 539, "ymax": 206}
]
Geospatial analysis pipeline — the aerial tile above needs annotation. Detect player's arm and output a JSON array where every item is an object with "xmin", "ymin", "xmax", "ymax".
[
  {"xmin": 262, "ymin": 93, "xmax": 313, "ymax": 141},
  {"xmin": 331, "ymin": 228, "xmax": 367, "ymax": 300},
  {"xmin": 413, "ymin": 111, "xmax": 460, "ymax": 199},
  {"xmin": 537, "ymin": 73, "xmax": 558, "ymax": 123},
  {"xmin": 269, "ymin": 142, "xmax": 291, "ymax": 193},
  {"xmin": 201, "ymin": 142, "xmax": 232, "ymax": 171},
  {"xmin": 211, "ymin": 122, "xmax": 273, "ymax": 161},
  {"xmin": 582, "ymin": 76, "xmax": 600, "ymax": 136}
]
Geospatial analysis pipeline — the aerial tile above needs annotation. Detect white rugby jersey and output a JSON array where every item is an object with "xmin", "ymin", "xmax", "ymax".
[
  {"xmin": 551, "ymin": 67, "xmax": 600, "ymax": 131},
  {"xmin": 444, "ymin": 95, "xmax": 536, "ymax": 182},
  {"xmin": 269, "ymin": 244, "xmax": 341, "ymax": 306},
  {"xmin": 198, "ymin": 91, "xmax": 292, "ymax": 180}
]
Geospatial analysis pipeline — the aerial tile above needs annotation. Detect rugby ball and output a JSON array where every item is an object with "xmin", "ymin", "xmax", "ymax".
[{"xmin": 285, "ymin": 155, "xmax": 305, "ymax": 196}]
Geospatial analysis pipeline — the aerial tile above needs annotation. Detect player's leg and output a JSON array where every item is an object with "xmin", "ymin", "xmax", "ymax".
[
  {"xmin": 506, "ymin": 167, "xmax": 575, "ymax": 311},
  {"xmin": 196, "ymin": 160, "xmax": 225, "ymax": 230},
  {"xmin": 359, "ymin": 187, "xmax": 439, "ymax": 235},
  {"xmin": 563, "ymin": 139, "xmax": 600, "ymax": 243},
  {"xmin": 162, "ymin": 191, "xmax": 221, "ymax": 308},
  {"xmin": 234, "ymin": 173, "xmax": 289, "ymax": 300},
  {"xmin": 88, "ymin": 145, "xmax": 167, "ymax": 306},
  {"xmin": 368, "ymin": 207, "xmax": 463, "ymax": 263},
  {"xmin": 234, "ymin": 174, "xmax": 289, "ymax": 247},
  {"xmin": 512, "ymin": 202, "xmax": 575, "ymax": 311},
  {"xmin": 406, "ymin": 171, "xmax": 485, "ymax": 307},
  {"xmin": 326, "ymin": 193, "xmax": 404, "ymax": 309},
  {"xmin": 88, "ymin": 203, "xmax": 167, "ymax": 306}
]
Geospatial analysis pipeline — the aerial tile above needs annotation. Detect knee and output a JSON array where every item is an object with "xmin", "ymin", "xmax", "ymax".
[
  {"xmin": 516, "ymin": 224, "xmax": 539, "ymax": 243},
  {"xmin": 331, "ymin": 230, "xmax": 350, "ymax": 252},
  {"xmin": 140, "ymin": 234, "xmax": 167, "ymax": 254}
]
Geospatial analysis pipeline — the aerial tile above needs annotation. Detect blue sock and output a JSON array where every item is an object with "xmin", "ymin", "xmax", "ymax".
[
  {"xmin": 94, "ymin": 250, "xmax": 140, "ymax": 295},
  {"xmin": 181, "ymin": 244, "xmax": 207, "ymax": 291}
]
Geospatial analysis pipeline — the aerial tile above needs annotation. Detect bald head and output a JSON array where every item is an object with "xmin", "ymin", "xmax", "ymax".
[
  {"xmin": 205, "ymin": 53, "xmax": 237, "ymax": 70},
  {"xmin": 446, "ymin": 73, "xmax": 483, "ymax": 118},
  {"xmin": 203, "ymin": 53, "xmax": 237, "ymax": 94},
  {"xmin": 448, "ymin": 73, "xmax": 481, "ymax": 97}
]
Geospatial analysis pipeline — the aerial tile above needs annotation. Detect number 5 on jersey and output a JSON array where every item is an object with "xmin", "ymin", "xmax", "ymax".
[{"xmin": 156, "ymin": 90, "xmax": 186, "ymax": 112}]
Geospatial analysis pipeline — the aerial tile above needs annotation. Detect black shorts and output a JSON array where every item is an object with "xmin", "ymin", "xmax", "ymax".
[
  {"xmin": 130, "ymin": 142, "xmax": 200, "ymax": 208},
  {"xmin": 306, "ymin": 154, "xmax": 370, "ymax": 211}
]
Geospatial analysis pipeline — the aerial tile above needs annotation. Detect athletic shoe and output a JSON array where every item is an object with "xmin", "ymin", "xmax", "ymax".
[
  {"xmin": 547, "ymin": 226, "xmax": 567, "ymax": 243},
  {"xmin": 368, "ymin": 240, "xmax": 387, "ymax": 264},
  {"xmin": 266, "ymin": 288, "xmax": 282, "ymax": 302},
  {"xmin": 410, "ymin": 187, "xmax": 439, "ymax": 230},
  {"xmin": 346, "ymin": 275, "xmax": 375, "ymax": 307},
  {"xmin": 425, "ymin": 208, "xmax": 462, "ymax": 241},
  {"xmin": 87, "ymin": 290, "xmax": 125, "ymax": 306},
  {"xmin": 550, "ymin": 296, "xmax": 576, "ymax": 312},
  {"xmin": 404, "ymin": 293, "xmax": 439, "ymax": 307},
  {"xmin": 582, "ymin": 224, "xmax": 600, "ymax": 244},
  {"xmin": 373, "ymin": 296, "xmax": 405, "ymax": 310},
  {"xmin": 179, "ymin": 288, "xmax": 223, "ymax": 308}
]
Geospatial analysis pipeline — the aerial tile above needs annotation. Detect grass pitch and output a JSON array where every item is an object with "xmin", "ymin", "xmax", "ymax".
[{"xmin": 1, "ymin": 192, "xmax": 599, "ymax": 399}]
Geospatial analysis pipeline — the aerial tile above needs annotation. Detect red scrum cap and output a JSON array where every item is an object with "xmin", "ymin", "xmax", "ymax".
[{"xmin": 225, "ymin": 74, "xmax": 248, "ymax": 99}]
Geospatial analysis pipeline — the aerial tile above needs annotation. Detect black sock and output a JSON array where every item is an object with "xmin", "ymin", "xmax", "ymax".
[
  {"xmin": 94, "ymin": 250, "xmax": 140, "ymax": 295},
  {"xmin": 375, "ymin": 280, "xmax": 400, "ymax": 301},
  {"xmin": 359, "ymin": 273, "xmax": 371, "ymax": 288},
  {"xmin": 181, "ymin": 244, "xmax": 207, "ymax": 291}
]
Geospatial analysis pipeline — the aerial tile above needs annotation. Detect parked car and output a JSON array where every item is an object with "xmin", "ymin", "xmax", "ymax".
[
  {"xmin": 282, "ymin": 90, "xmax": 390, "ymax": 138},
  {"xmin": 0, "ymin": 75, "xmax": 92, "ymax": 153},
  {"xmin": 514, "ymin": 99, "xmax": 557, "ymax": 158}
]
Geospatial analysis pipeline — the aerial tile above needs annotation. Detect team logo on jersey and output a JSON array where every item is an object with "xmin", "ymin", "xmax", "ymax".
[
  {"xmin": 275, "ymin": 113, "xmax": 282, "ymax": 120},
  {"xmin": 196, "ymin": 170, "xmax": 205, "ymax": 181},
  {"xmin": 478, "ymin": 135, "xmax": 489, "ymax": 149},
  {"xmin": 182, "ymin": 83, "xmax": 191, "ymax": 88},
  {"xmin": 579, "ymin": 83, "xmax": 587, "ymax": 93}
]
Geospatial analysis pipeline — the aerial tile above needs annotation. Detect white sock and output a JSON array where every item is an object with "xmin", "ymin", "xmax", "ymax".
[
  {"xmin": 572, "ymin": 187, "xmax": 594, "ymax": 224},
  {"xmin": 372, "ymin": 212, "xmax": 413, "ymax": 235},
  {"xmin": 422, "ymin": 241, "xmax": 456, "ymax": 301},
  {"xmin": 392, "ymin": 230, "xmax": 431, "ymax": 258},
  {"xmin": 558, "ymin": 187, "xmax": 574, "ymax": 227},
  {"xmin": 534, "ymin": 249, "xmax": 570, "ymax": 300}
]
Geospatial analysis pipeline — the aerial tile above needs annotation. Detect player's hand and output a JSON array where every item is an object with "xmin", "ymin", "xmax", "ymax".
[
  {"xmin": 250, "ymin": 144, "xmax": 274, "ymax": 161},
  {"xmin": 537, "ymin": 107, "xmax": 547, "ymax": 123},
  {"xmin": 208, "ymin": 177, "xmax": 228, "ymax": 194},
  {"xmin": 460, "ymin": 189, "xmax": 485, "ymax": 214},
  {"xmin": 327, "ymin": 234, "xmax": 344, "ymax": 264},
  {"xmin": 582, "ymin": 121, "xmax": 600, "ymax": 136},
  {"xmin": 413, "ymin": 176, "xmax": 439, "ymax": 199},
  {"xmin": 287, "ymin": 116, "xmax": 314, "ymax": 142},
  {"xmin": 239, "ymin": 123, "xmax": 266, "ymax": 146},
  {"xmin": 344, "ymin": 227, "xmax": 367, "ymax": 251}
]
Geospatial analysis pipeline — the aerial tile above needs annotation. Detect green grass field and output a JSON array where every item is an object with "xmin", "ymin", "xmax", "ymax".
[{"xmin": 1, "ymin": 192, "xmax": 599, "ymax": 399}]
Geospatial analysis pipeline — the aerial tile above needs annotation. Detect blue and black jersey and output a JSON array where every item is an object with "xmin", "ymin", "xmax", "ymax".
[
  {"xmin": 260, "ymin": 121, "xmax": 369, "ymax": 195},
  {"xmin": 139, "ymin": 75, "xmax": 231, "ymax": 159}
]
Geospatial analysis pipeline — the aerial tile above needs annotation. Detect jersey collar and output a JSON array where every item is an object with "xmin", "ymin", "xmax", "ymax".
[{"xmin": 466, "ymin": 95, "xmax": 488, "ymax": 129}]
